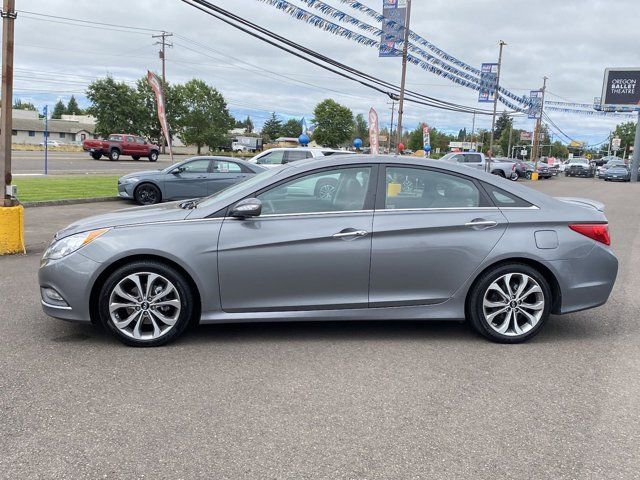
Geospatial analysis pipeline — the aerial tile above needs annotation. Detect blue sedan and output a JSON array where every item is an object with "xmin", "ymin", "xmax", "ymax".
[{"xmin": 118, "ymin": 156, "xmax": 266, "ymax": 205}]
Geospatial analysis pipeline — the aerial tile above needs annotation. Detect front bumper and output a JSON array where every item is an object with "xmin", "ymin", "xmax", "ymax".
[
  {"xmin": 39, "ymin": 251, "xmax": 103, "ymax": 322},
  {"xmin": 117, "ymin": 182, "xmax": 136, "ymax": 199}
]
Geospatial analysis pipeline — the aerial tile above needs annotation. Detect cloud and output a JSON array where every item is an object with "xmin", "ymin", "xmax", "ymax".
[{"xmin": 11, "ymin": 0, "xmax": 640, "ymax": 145}]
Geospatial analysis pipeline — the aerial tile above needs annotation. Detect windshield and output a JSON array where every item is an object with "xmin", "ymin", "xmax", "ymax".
[
  {"xmin": 440, "ymin": 153, "xmax": 456, "ymax": 161},
  {"xmin": 196, "ymin": 168, "xmax": 282, "ymax": 208}
]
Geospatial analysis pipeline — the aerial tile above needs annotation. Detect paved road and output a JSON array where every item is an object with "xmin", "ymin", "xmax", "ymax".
[
  {"xmin": 12, "ymin": 150, "xmax": 194, "ymax": 175},
  {"xmin": 1, "ymin": 177, "xmax": 639, "ymax": 479}
]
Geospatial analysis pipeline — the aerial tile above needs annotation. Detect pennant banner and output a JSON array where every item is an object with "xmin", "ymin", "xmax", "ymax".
[
  {"xmin": 147, "ymin": 71, "xmax": 173, "ymax": 162},
  {"xmin": 368, "ymin": 107, "xmax": 380, "ymax": 155},
  {"xmin": 545, "ymin": 106, "xmax": 636, "ymax": 118}
]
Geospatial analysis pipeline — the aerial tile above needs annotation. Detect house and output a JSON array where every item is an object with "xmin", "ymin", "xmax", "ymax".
[{"xmin": 7, "ymin": 109, "xmax": 97, "ymax": 145}]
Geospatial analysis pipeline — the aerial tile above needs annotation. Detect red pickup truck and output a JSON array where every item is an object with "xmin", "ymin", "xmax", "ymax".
[{"xmin": 83, "ymin": 134, "xmax": 160, "ymax": 162}]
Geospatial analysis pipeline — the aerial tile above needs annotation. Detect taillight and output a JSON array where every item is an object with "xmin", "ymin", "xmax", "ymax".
[{"xmin": 569, "ymin": 223, "xmax": 610, "ymax": 246}]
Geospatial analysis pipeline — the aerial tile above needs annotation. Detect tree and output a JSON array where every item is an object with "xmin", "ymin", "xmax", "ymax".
[
  {"xmin": 354, "ymin": 113, "xmax": 368, "ymax": 145},
  {"xmin": 13, "ymin": 99, "xmax": 37, "ymax": 111},
  {"xmin": 494, "ymin": 111, "xmax": 512, "ymax": 140},
  {"xmin": 457, "ymin": 128, "xmax": 467, "ymax": 140},
  {"xmin": 261, "ymin": 112, "xmax": 282, "ymax": 142},
  {"xmin": 174, "ymin": 79, "xmax": 234, "ymax": 155},
  {"xmin": 86, "ymin": 77, "xmax": 143, "ymax": 137},
  {"xmin": 407, "ymin": 125, "xmax": 424, "ymax": 151},
  {"xmin": 613, "ymin": 121, "xmax": 637, "ymax": 154},
  {"xmin": 549, "ymin": 141, "xmax": 569, "ymax": 159},
  {"xmin": 66, "ymin": 95, "xmax": 83, "ymax": 115},
  {"xmin": 244, "ymin": 116, "xmax": 254, "ymax": 134},
  {"xmin": 51, "ymin": 100, "xmax": 66, "ymax": 119},
  {"xmin": 312, "ymin": 99, "xmax": 353, "ymax": 147},
  {"xmin": 280, "ymin": 118, "xmax": 302, "ymax": 138}
]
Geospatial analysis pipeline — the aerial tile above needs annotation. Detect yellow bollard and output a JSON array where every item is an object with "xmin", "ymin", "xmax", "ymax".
[
  {"xmin": 530, "ymin": 172, "xmax": 539, "ymax": 181},
  {"xmin": 0, "ymin": 205, "xmax": 26, "ymax": 255}
]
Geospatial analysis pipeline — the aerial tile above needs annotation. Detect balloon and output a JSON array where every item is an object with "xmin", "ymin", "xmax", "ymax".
[
  {"xmin": 398, "ymin": 143, "xmax": 405, "ymax": 152},
  {"xmin": 424, "ymin": 145, "xmax": 432, "ymax": 153},
  {"xmin": 298, "ymin": 134, "xmax": 310, "ymax": 146},
  {"xmin": 353, "ymin": 138, "xmax": 363, "ymax": 149}
]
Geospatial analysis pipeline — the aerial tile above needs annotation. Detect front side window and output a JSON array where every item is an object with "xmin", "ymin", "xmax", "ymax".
[
  {"xmin": 284, "ymin": 150, "xmax": 312, "ymax": 163},
  {"xmin": 385, "ymin": 167, "xmax": 482, "ymax": 209},
  {"xmin": 179, "ymin": 159, "xmax": 211, "ymax": 174},
  {"xmin": 135, "ymin": 137, "xmax": 146, "ymax": 144},
  {"xmin": 126, "ymin": 136, "xmax": 135, "ymax": 143},
  {"xmin": 257, "ymin": 167, "xmax": 372, "ymax": 215},
  {"xmin": 257, "ymin": 151, "xmax": 285, "ymax": 165},
  {"xmin": 213, "ymin": 161, "xmax": 242, "ymax": 173}
]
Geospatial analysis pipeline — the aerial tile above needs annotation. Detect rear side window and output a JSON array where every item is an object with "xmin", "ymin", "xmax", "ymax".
[
  {"xmin": 483, "ymin": 183, "xmax": 532, "ymax": 208},
  {"xmin": 213, "ymin": 161, "xmax": 242, "ymax": 173},
  {"xmin": 257, "ymin": 151, "xmax": 285, "ymax": 165},
  {"xmin": 385, "ymin": 167, "xmax": 484, "ymax": 209},
  {"xmin": 467, "ymin": 154, "xmax": 482, "ymax": 163}
]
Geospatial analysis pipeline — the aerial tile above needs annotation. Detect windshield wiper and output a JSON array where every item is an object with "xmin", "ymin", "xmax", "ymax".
[{"xmin": 179, "ymin": 200, "xmax": 198, "ymax": 210}]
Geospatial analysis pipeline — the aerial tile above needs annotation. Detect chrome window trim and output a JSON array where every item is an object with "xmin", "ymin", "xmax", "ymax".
[
  {"xmin": 498, "ymin": 205, "xmax": 540, "ymax": 210},
  {"xmin": 376, "ymin": 207, "xmax": 500, "ymax": 213},
  {"xmin": 244, "ymin": 209, "xmax": 374, "ymax": 219},
  {"xmin": 41, "ymin": 300, "xmax": 72, "ymax": 310}
]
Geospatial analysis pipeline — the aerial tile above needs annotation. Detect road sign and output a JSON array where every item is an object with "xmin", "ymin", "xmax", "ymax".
[
  {"xmin": 520, "ymin": 149, "xmax": 528, "ymax": 157},
  {"xmin": 612, "ymin": 137, "xmax": 621, "ymax": 151},
  {"xmin": 601, "ymin": 68, "xmax": 640, "ymax": 108}
]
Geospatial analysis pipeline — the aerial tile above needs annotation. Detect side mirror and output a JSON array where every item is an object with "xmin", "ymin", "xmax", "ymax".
[
  {"xmin": 230, "ymin": 198, "xmax": 262, "ymax": 218},
  {"xmin": 172, "ymin": 167, "xmax": 183, "ymax": 175}
]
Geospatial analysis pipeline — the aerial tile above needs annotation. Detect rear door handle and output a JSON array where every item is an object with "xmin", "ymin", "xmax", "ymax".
[
  {"xmin": 332, "ymin": 229, "xmax": 369, "ymax": 239},
  {"xmin": 465, "ymin": 220, "xmax": 498, "ymax": 229}
]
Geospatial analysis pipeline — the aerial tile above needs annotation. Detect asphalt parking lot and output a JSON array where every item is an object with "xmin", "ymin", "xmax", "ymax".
[{"xmin": 1, "ymin": 176, "xmax": 639, "ymax": 479}]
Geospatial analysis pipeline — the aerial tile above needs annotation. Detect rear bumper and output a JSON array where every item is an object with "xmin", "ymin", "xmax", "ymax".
[{"xmin": 550, "ymin": 244, "xmax": 618, "ymax": 315}]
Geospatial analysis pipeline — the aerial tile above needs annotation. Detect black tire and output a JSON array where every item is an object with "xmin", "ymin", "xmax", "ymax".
[
  {"xmin": 109, "ymin": 149, "xmax": 121, "ymax": 161},
  {"xmin": 134, "ymin": 183, "xmax": 162, "ymax": 205},
  {"xmin": 149, "ymin": 151, "xmax": 159, "ymax": 162},
  {"xmin": 314, "ymin": 178, "xmax": 338, "ymax": 200},
  {"xmin": 132, "ymin": 155, "xmax": 141, "ymax": 161},
  {"xmin": 525, "ymin": 171, "xmax": 532, "ymax": 180},
  {"xmin": 510, "ymin": 172, "xmax": 519, "ymax": 181},
  {"xmin": 492, "ymin": 170, "xmax": 506, "ymax": 178},
  {"xmin": 91, "ymin": 152, "xmax": 102, "ymax": 160},
  {"xmin": 467, "ymin": 263, "xmax": 552, "ymax": 344},
  {"xmin": 98, "ymin": 261, "xmax": 194, "ymax": 347}
]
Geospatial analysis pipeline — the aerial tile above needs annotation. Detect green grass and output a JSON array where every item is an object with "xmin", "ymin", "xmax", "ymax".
[{"xmin": 14, "ymin": 175, "xmax": 119, "ymax": 203}]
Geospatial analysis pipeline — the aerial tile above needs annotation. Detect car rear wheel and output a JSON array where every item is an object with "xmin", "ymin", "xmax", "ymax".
[
  {"xmin": 468, "ymin": 263, "xmax": 551, "ymax": 343},
  {"xmin": 134, "ymin": 183, "xmax": 161, "ymax": 205},
  {"xmin": 109, "ymin": 149, "xmax": 120, "ymax": 161},
  {"xmin": 149, "ymin": 151, "xmax": 159, "ymax": 162},
  {"xmin": 91, "ymin": 152, "xmax": 102, "ymax": 160},
  {"xmin": 98, "ymin": 261, "xmax": 194, "ymax": 347},
  {"xmin": 132, "ymin": 155, "xmax": 141, "ymax": 161}
]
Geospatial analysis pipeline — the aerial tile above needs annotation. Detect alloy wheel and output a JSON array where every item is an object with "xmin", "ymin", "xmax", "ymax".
[
  {"xmin": 482, "ymin": 273, "xmax": 545, "ymax": 336},
  {"xmin": 317, "ymin": 183, "xmax": 336, "ymax": 200},
  {"xmin": 108, "ymin": 272, "xmax": 181, "ymax": 341}
]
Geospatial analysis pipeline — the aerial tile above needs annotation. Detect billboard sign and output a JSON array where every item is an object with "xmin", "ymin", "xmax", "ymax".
[
  {"xmin": 612, "ymin": 137, "xmax": 621, "ymax": 151},
  {"xmin": 379, "ymin": 0, "xmax": 407, "ymax": 57},
  {"xmin": 520, "ymin": 131, "xmax": 533, "ymax": 142},
  {"xmin": 601, "ymin": 68, "xmax": 640, "ymax": 108},
  {"xmin": 478, "ymin": 63, "xmax": 498, "ymax": 103}
]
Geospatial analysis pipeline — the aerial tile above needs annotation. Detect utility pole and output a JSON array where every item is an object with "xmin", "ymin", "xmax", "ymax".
[
  {"xmin": 1, "ymin": 0, "xmax": 16, "ymax": 207},
  {"xmin": 387, "ymin": 99, "xmax": 396, "ymax": 153},
  {"xmin": 152, "ymin": 31, "xmax": 173, "ymax": 154},
  {"xmin": 487, "ymin": 40, "xmax": 506, "ymax": 173},
  {"xmin": 507, "ymin": 120, "xmax": 513, "ymax": 158},
  {"xmin": 395, "ymin": 0, "xmax": 412, "ymax": 152},
  {"xmin": 532, "ymin": 76, "xmax": 548, "ymax": 173},
  {"xmin": 470, "ymin": 111, "xmax": 476, "ymax": 151},
  {"xmin": 631, "ymin": 110, "xmax": 640, "ymax": 182}
]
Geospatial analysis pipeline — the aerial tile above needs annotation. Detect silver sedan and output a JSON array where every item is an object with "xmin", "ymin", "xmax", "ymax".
[{"xmin": 39, "ymin": 155, "xmax": 618, "ymax": 346}]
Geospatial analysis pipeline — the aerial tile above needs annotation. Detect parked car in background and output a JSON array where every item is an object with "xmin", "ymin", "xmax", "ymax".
[
  {"xmin": 83, "ymin": 134, "xmax": 160, "ymax": 162},
  {"xmin": 510, "ymin": 160, "xmax": 528, "ymax": 181},
  {"xmin": 39, "ymin": 140, "xmax": 64, "ymax": 147},
  {"xmin": 40, "ymin": 155, "xmax": 618, "ymax": 347},
  {"xmin": 440, "ymin": 152, "xmax": 516, "ymax": 179},
  {"xmin": 524, "ymin": 162, "xmax": 553, "ymax": 179},
  {"xmin": 603, "ymin": 165, "xmax": 631, "ymax": 182},
  {"xmin": 595, "ymin": 155, "xmax": 622, "ymax": 167},
  {"xmin": 597, "ymin": 158, "xmax": 626, "ymax": 178},
  {"xmin": 117, "ymin": 156, "xmax": 266, "ymax": 205},
  {"xmin": 565, "ymin": 158, "xmax": 595, "ymax": 178},
  {"xmin": 232, "ymin": 136, "xmax": 263, "ymax": 153},
  {"xmin": 249, "ymin": 147, "xmax": 354, "ymax": 168}
]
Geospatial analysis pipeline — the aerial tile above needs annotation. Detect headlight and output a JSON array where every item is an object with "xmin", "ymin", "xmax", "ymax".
[
  {"xmin": 124, "ymin": 177, "xmax": 140, "ymax": 184},
  {"xmin": 42, "ymin": 228, "xmax": 110, "ymax": 261}
]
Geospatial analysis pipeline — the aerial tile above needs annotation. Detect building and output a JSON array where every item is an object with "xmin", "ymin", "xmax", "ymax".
[{"xmin": 7, "ymin": 109, "xmax": 96, "ymax": 145}]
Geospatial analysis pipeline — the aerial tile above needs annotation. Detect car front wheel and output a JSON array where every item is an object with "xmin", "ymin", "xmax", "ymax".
[
  {"xmin": 98, "ymin": 261, "xmax": 194, "ymax": 347},
  {"xmin": 468, "ymin": 263, "xmax": 551, "ymax": 343},
  {"xmin": 134, "ymin": 183, "xmax": 162, "ymax": 205}
]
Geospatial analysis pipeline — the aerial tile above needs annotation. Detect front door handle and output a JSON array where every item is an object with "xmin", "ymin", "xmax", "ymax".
[
  {"xmin": 332, "ymin": 229, "xmax": 369, "ymax": 239},
  {"xmin": 465, "ymin": 219, "xmax": 498, "ymax": 229}
]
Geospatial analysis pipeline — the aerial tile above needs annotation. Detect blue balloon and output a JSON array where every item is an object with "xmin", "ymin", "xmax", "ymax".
[
  {"xmin": 298, "ymin": 134, "xmax": 310, "ymax": 146},
  {"xmin": 424, "ymin": 145, "xmax": 432, "ymax": 152},
  {"xmin": 353, "ymin": 138, "xmax": 363, "ymax": 149}
]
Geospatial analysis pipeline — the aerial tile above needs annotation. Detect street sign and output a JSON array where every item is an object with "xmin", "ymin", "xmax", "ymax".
[
  {"xmin": 528, "ymin": 90, "xmax": 543, "ymax": 119},
  {"xmin": 478, "ymin": 63, "xmax": 498, "ymax": 103},
  {"xmin": 601, "ymin": 68, "xmax": 640, "ymax": 108},
  {"xmin": 520, "ymin": 149, "xmax": 528, "ymax": 157},
  {"xmin": 612, "ymin": 137, "xmax": 621, "ymax": 151}
]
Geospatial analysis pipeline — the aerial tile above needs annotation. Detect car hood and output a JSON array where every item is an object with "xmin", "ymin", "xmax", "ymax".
[
  {"xmin": 555, "ymin": 197, "xmax": 605, "ymax": 212},
  {"xmin": 54, "ymin": 201, "xmax": 190, "ymax": 240},
  {"xmin": 120, "ymin": 170, "xmax": 165, "ymax": 180}
]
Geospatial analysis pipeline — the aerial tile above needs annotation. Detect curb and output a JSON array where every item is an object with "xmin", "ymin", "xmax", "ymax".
[{"xmin": 22, "ymin": 197, "xmax": 122, "ymax": 208}]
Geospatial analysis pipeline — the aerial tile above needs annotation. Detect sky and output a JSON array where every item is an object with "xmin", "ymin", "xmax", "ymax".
[{"xmin": 8, "ymin": 0, "xmax": 640, "ymax": 147}]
